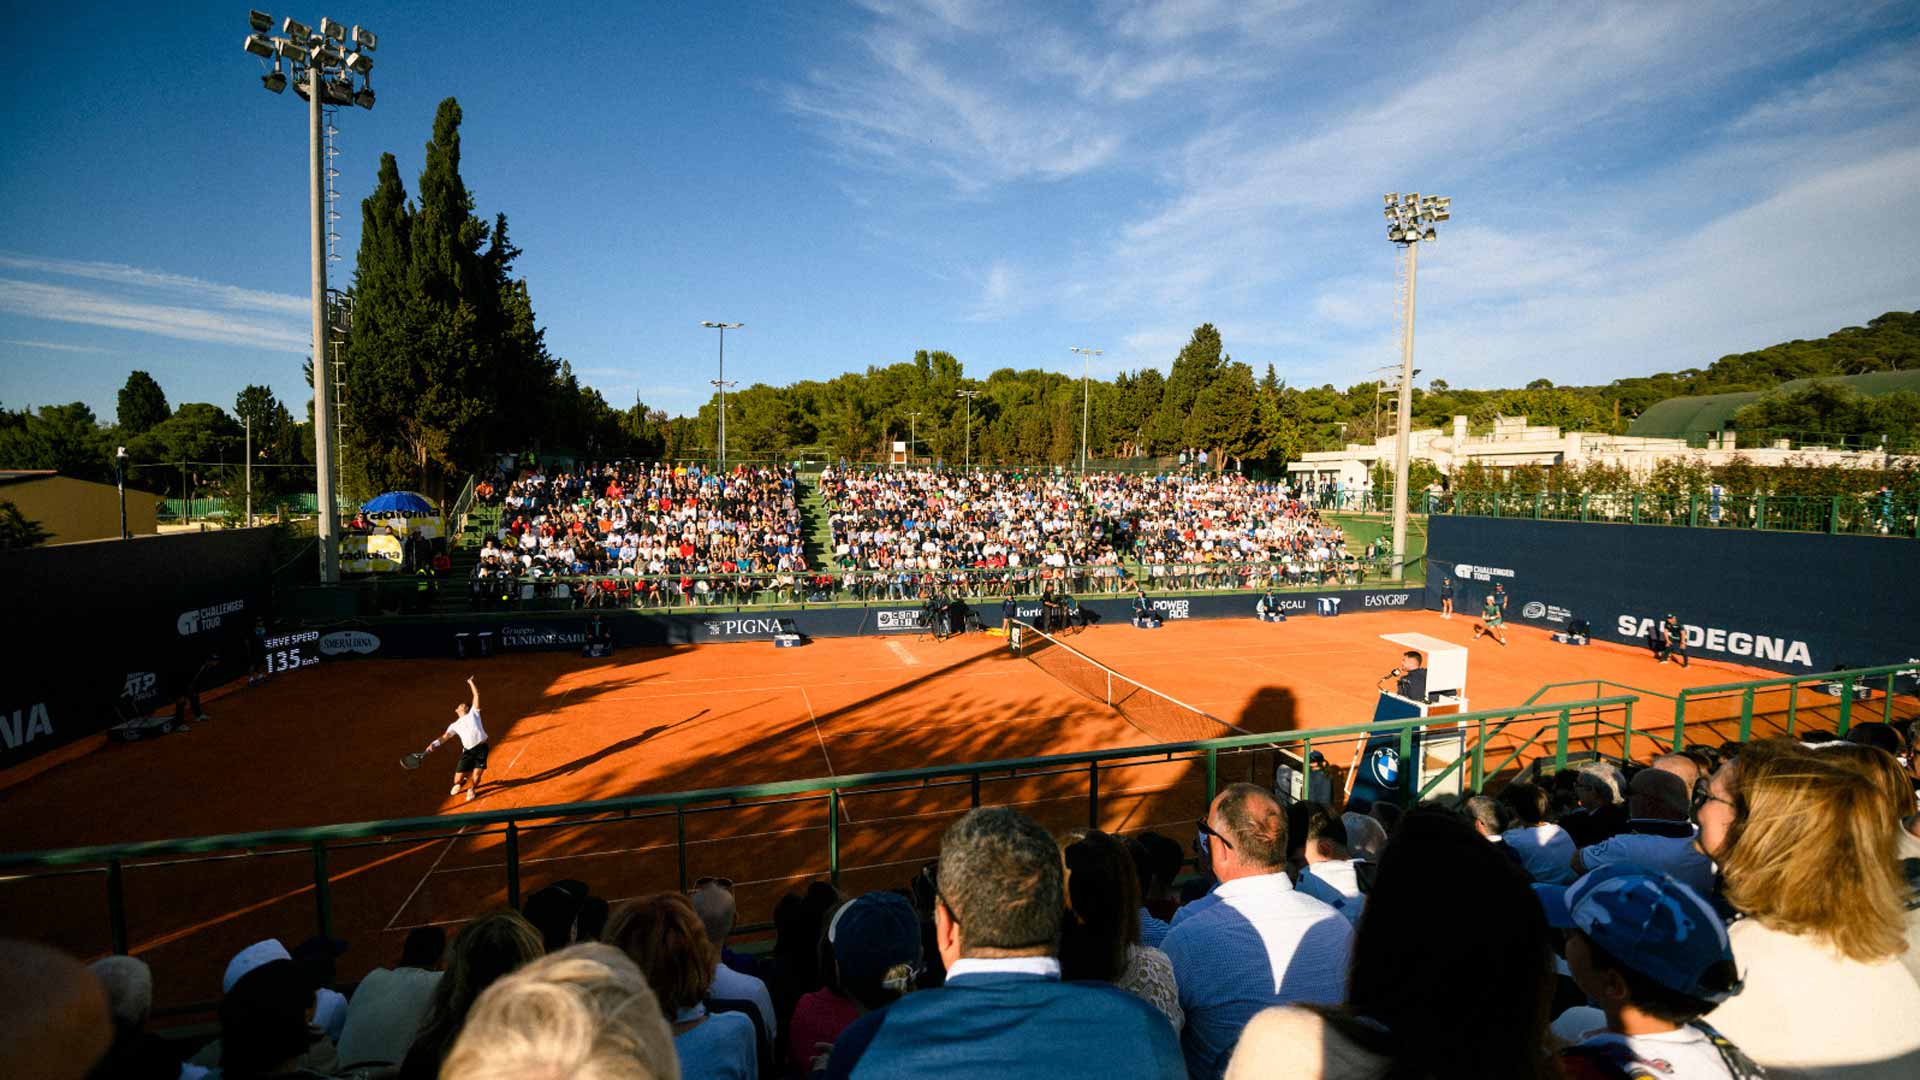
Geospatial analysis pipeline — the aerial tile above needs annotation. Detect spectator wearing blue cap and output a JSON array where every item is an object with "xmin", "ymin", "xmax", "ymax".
[
  {"xmin": 788, "ymin": 891, "xmax": 922, "ymax": 1074},
  {"xmin": 1541, "ymin": 865, "xmax": 1759, "ymax": 1079}
]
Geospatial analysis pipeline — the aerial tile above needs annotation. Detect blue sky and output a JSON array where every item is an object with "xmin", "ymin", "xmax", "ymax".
[{"xmin": 3, "ymin": 0, "xmax": 1918, "ymax": 423}]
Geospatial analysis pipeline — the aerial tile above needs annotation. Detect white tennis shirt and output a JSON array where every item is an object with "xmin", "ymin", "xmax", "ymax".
[{"xmin": 446, "ymin": 708, "xmax": 487, "ymax": 749}]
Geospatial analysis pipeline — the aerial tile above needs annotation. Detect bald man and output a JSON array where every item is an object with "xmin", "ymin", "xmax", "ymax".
[
  {"xmin": 1162, "ymin": 784, "xmax": 1354, "ymax": 1079},
  {"xmin": 1571, "ymin": 768, "xmax": 1715, "ymax": 898},
  {"xmin": 690, "ymin": 880, "xmax": 776, "ymax": 1043}
]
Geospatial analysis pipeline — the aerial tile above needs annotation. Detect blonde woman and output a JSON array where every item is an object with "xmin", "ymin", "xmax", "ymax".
[
  {"xmin": 442, "ymin": 943, "xmax": 679, "ymax": 1080},
  {"xmin": 1694, "ymin": 740, "xmax": 1920, "ymax": 1075}
]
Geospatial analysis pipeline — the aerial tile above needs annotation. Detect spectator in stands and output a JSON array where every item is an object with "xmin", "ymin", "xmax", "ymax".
[
  {"xmin": 189, "ymin": 940, "xmax": 339, "ymax": 1076},
  {"xmin": 0, "ymin": 941, "xmax": 109, "ymax": 1080},
  {"xmin": 1126, "ymin": 833, "xmax": 1180, "ymax": 947},
  {"xmin": 1164, "ymin": 783, "xmax": 1352, "ymax": 1079},
  {"xmin": 1226, "ymin": 809, "xmax": 1560, "ymax": 1080},
  {"xmin": 215, "ymin": 957, "xmax": 334, "ymax": 1080},
  {"xmin": 1692, "ymin": 740, "xmax": 1920, "ymax": 1074},
  {"xmin": 1572, "ymin": 768, "xmax": 1715, "ymax": 899},
  {"xmin": 440, "ymin": 943, "xmax": 678, "ymax": 1080},
  {"xmin": 765, "ymin": 882, "xmax": 841, "ymax": 1039},
  {"xmin": 288, "ymin": 936, "xmax": 349, "ymax": 1044},
  {"xmin": 825, "ymin": 806, "xmax": 1184, "ymax": 1078},
  {"xmin": 1822, "ymin": 740, "xmax": 1920, "ymax": 985},
  {"xmin": 1288, "ymin": 804, "xmax": 1370, "ymax": 925},
  {"xmin": 1340, "ymin": 811, "xmax": 1388, "ymax": 863},
  {"xmin": 523, "ymin": 879, "xmax": 592, "ymax": 953},
  {"xmin": 1498, "ymin": 781, "xmax": 1578, "ymax": 884},
  {"xmin": 605, "ymin": 893, "xmax": 756, "ymax": 1080},
  {"xmin": 789, "ymin": 891, "xmax": 922, "ymax": 1074},
  {"xmin": 1560, "ymin": 762, "xmax": 1629, "ymax": 848},
  {"xmin": 87, "ymin": 954, "xmax": 180, "ymax": 1080},
  {"xmin": 691, "ymin": 879, "xmax": 777, "ymax": 1045},
  {"xmin": 335, "ymin": 926, "xmax": 445, "ymax": 1070},
  {"xmin": 1547, "ymin": 866, "xmax": 1758, "ymax": 1080},
  {"xmin": 399, "ymin": 909, "xmax": 545, "ymax": 1080},
  {"xmin": 1058, "ymin": 828, "xmax": 1182, "ymax": 1029}
]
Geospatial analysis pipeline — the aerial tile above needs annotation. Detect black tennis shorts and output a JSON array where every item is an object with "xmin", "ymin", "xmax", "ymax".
[{"xmin": 456, "ymin": 742, "xmax": 491, "ymax": 771}]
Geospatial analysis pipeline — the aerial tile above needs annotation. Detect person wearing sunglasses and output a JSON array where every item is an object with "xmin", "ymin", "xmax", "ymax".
[
  {"xmin": 824, "ymin": 806, "xmax": 1183, "ymax": 1078},
  {"xmin": 1162, "ymin": 784, "xmax": 1353, "ymax": 1080}
]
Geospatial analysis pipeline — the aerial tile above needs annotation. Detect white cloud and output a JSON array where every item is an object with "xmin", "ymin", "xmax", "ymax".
[
  {"xmin": 0, "ymin": 338, "xmax": 112, "ymax": 354},
  {"xmin": 1730, "ymin": 46, "xmax": 1920, "ymax": 132},
  {"xmin": 0, "ymin": 279, "xmax": 308, "ymax": 352},
  {"xmin": 0, "ymin": 254, "xmax": 307, "ymax": 316}
]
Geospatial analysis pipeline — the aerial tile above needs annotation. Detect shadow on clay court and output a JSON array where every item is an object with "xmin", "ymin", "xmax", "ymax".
[
  {"xmin": 488, "ymin": 708, "xmax": 712, "ymax": 792},
  {"xmin": 1239, "ymin": 686, "xmax": 1299, "ymax": 733}
]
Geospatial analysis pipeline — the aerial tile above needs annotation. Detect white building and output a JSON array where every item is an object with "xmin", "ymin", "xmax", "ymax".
[{"xmin": 1287, "ymin": 415, "xmax": 1902, "ymax": 492}]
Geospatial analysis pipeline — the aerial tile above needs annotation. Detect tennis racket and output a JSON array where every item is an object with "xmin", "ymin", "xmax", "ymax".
[{"xmin": 400, "ymin": 751, "xmax": 426, "ymax": 771}]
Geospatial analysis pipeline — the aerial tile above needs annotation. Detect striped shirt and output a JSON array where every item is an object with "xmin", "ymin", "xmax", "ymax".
[{"xmin": 1162, "ymin": 873, "xmax": 1353, "ymax": 1080}]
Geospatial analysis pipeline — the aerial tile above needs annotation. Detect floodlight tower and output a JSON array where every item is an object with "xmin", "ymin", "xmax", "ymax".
[
  {"xmin": 700, "ymin": 321, "xmax": 743, "ymax": 469},
  {"xmin": 1382, "ymin": 191, "xmax": 1450, "ymax": 581},
  {"xmin": 957, "ymin": 390, "xmax": 983, "ymax": 468},
  {"xmin": 242, "ymin": 10, "xmax": 379, "ymax": 584},
  {"xmin": 1070, "ymin": 346, "xmax": 1102, "ymax": 474}
]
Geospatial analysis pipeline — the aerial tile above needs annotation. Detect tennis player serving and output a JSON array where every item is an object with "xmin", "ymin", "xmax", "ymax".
[{"xmin": 404, "ymin": 676, "xmax": 490, "ymax": 803}]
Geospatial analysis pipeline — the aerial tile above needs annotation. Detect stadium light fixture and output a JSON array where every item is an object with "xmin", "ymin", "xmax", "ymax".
[
  {"xmin": 240, "ymin": 8, "xmax": 384, "ymax": 585},
  {"xmin": 350, "ymin": 25, "xmax": 376, "ymax": 50},
  {"xmin": 957, "ymin": 389, "xmax": 983, "ymax": 469},
  {"xmin": 700, "ymin": 321, "xmax": 744, "ymax": 470},
  {"xmin": 1380, "ymin": 187, "xmax": 1452, "ymax": 582},
  {"xmin": 1070, "ymin": 346, "xmax": 1103, "ymax": 474}
]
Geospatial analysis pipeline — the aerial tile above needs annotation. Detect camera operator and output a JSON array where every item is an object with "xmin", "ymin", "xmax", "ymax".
[{"xmin": 1376, "ymin": 650, "xmax": 1427, "ymax": 701}]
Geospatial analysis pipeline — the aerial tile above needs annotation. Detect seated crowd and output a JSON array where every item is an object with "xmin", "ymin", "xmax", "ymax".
[
  {"xmin": 16, "ymin": 722, "xmax": 1918, "ymax": 1080},
  {"xmin": 820, "ymin": 466, "xmax": 1369, "ymax": 601},
  {"xmin": 471, "ymin": 462, "xmax": 808, "ymax": 609}
]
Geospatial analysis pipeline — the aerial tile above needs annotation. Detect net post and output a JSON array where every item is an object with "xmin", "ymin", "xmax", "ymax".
[
  {"xmin": 107, "ymin": 858, "xmax": 129, "ymax": 955},
  {"xmin": 504, "ymin": 822, "xmax": 522, "ymax": 910},
  {"xmin": 311, "ymin": 839, "xmax": 333, "ymax": 942},
  {"xmin": 1088, "ymin": 761, "xmax": 1100, "ymax": 829}
]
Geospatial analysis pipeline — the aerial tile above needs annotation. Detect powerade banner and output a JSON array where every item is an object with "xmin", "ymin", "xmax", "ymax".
[
  {"xmin": 1346, "ymin": 693, "xmax": 1424, "ymax": 811},
  {"xmin": 1426, "ymin": 516, "xmax": 1920, "ymax": 674}
]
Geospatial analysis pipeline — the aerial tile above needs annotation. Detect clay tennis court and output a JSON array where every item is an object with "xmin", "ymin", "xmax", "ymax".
[{"xmin": 1, "ymin": 608, "xmax": 1874, "ymax": 1012}]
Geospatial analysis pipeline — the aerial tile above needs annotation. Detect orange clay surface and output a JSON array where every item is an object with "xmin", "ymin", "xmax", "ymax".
[{"xmin": 0, "ymin": 611, "xmax": 1802, "ymax": 1010}]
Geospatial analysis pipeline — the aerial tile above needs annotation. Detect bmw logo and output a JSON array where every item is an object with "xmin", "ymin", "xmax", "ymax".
[{"xmin": 1369, "ymin": 747, "xmax": 1400, "ymax": 785}]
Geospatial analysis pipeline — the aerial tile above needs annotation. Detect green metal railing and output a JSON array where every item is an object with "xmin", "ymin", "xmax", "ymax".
[
  {"xmin": 1669, "ymin": 663, "xmax": 1917, "ymax": 746},
  {"xmin": 1437, "ymin": 490, "xmax": 1919, "ymax": 538}
]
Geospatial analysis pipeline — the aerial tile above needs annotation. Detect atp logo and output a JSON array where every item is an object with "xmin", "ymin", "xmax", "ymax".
[{"xmin": 1368, "ymin": 747, "xmax": 1400, "ymax": 786}]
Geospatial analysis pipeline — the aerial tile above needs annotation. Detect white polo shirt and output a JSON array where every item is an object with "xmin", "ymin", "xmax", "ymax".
[{"xmin": 446, "ymin": 708, "xmax": 487, "ymax": 749}]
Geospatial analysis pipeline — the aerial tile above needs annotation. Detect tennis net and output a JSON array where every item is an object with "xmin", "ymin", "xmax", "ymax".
[{"xmin": 1010, "ymin": 619, "xmax": 1246, "ymax": 744}]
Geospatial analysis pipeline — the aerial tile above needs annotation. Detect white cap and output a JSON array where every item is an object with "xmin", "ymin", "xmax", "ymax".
[{"xmin": 222, "ymin": 939, "xmax": 290, "ymax": 993}]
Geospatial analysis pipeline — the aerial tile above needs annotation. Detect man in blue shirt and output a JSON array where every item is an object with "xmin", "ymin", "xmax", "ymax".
[
  {"xmin": 827, "ymin": 807, "xmax": 1184, "ymax": 1079},
  {"xmin": 1163, "ymin": 783, "xmax": 1353, "ymax": 1079}
]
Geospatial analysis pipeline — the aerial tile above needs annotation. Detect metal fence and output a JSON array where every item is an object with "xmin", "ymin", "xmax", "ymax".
[{"xmin": 1436, "ymin": 490, "xmax": 1919, "ymax": 538}]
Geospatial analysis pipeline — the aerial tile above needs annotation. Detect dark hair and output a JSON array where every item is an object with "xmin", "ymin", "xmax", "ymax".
[
  {"xmin": 1285, "ymin": 802, "xmax": 1348, "ymax": 859},
  {"xmin": 400, "ymin": 926, "xmax": 445, "ymax": 970},
  {"xmin": 522, "ymin": 880, "xmax": 589, "ymax": 952},
  {"xmin": 937, "ymin": 807, "xmax": 1062, "ymax": 952},
  {"xmin": 576, "ymin": 896, "xmax": 610, "ymax": 942},
  {"xmin": 1347, "ymin": 810, "xmax": 1557, "ymax": 1079},
  {"xmin": 1058, "ymin": 829, "xmax": 1140, "ymax": 984},
  {"xmin": 1369, "ymin": 801, "xmax": 1404, "ymax": 835},
  {"xmin": 1216, "ymin": 782, "xmax": 1286, "ymax": 869},
  {"xmin": 219, "ymin": 959, "xmax": 316, "ymax": 1078},
  {"xmin": 1133, "ymin": 831, "xmax": 1185, "ymax": 896},
  {"xmin": 1577, "ymin": 932, "xmax": 1731, "ymax": 1025},
  {"xmin": 402, "ymin": 909, "xmax": 544, "ymax": 1080},
  {"xmin": 1845, "ymin": 722, "xmax": 1903, "ymax": 755},
  {"xmin": 1497, "ymin": 781, "xmax": 1550, "ymax": 826}
]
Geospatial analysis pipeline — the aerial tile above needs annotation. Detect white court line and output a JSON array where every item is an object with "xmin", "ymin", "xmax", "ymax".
[
  {"xmin": 385, "ymin": 824, "xmax": 468, "ymax": 931},
  {"xmin": 885, "ymin": 639, "xmax": 920, "ymax": 666},
  {"xmin": 800, "ymin": 686, "xmax": 855, "ymax": 824}
]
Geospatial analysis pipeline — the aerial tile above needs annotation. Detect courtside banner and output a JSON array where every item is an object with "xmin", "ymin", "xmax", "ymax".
[{"xmin": 1426, "ymin": 516, "xmax": 1920, "ymax": 673}]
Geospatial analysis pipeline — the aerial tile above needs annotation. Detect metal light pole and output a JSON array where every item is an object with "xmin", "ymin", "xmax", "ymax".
[
  {"xmin": 115, "ymin": 446, "xmax": 129, "ymax": 539},
  {"xmin": 905, "ymin": 411, "xmax": 922, "ymax": 465},
  {"xmin": 243, "ymin": 10, "xmax": 379, "ymax": 583},
  {"xmin": 1383, "ymin": 191, "xmax": 1450, "ymax": 581},
  {"xmin": 245, "ymin": 415, "xmax": 253, "ymax": 527},
  {"xmin": 1070, "ymin": 347, "xmax": 1102, "ymax": 474},
  {"xmin": 957, "ymin": 390, "xmax": 982, "ymax": 469},
  {"xmin": 701, "ymin": 321, "xmax": 743, "ymax": 469}
]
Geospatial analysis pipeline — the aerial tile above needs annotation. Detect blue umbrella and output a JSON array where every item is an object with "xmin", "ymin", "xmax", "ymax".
[{"xmin": 361, "ymin": 491, "xmax": 434, "ymax": 514}]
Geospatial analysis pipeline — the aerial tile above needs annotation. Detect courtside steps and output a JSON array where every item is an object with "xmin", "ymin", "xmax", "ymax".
[{"xmin": 799, "ymin": 474, "xmax": 833, "ymax": 567}]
